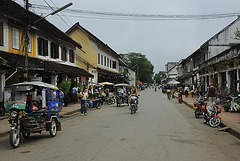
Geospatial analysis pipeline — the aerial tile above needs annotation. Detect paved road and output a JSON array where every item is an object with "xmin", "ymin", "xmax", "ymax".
[{"xmin": 0, "ymin": 89, "xmax": 240, "ymax": 161}]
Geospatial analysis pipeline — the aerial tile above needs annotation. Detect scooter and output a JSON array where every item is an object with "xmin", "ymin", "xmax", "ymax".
[
  {"xmin": 230, "ymin": 94, "xmax": 240, "ymax": 112},
  {"xmin": 193, "ymin": 96, "xmax": 207, "ymax": 118},
  {"xmin": 203, "ymin": 104, "xmax": 222, "ymax": 128}
]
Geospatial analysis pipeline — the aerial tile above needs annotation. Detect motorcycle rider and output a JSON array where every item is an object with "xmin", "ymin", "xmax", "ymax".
[{"xmin": 129, "ymin": 89, "xmax": 139, "ymax": 110}]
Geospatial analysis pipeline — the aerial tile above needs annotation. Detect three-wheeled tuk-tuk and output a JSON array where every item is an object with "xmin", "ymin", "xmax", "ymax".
[
  {"xmin": 114, "ymin": 83, "xmax": 130, "ymax": 107},
  {"xmin": 4, "ymin": 82, "xmax": 62, "ymax": 148}
]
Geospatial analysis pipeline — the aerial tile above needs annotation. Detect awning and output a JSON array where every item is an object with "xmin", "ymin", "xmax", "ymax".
[
  {"xmin": 0, "ymin": 51, "xmax": 92, "ymax": 77},
  {"xmin": 97, "ymin": 67, "xmax": 121, "ymax": 76},
  {"xmin": 0, "ymin": 56, "xmax": 11, "ymax": 70}
]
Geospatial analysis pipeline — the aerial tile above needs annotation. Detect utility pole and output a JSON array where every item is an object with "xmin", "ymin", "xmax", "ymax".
[
  {"xmin": 23, "ymin": 0, "xmax": 29, "ymax": 82},
  {"xmin": 21, "ymin": 0, "xmax": 73, "ymax": 82}
]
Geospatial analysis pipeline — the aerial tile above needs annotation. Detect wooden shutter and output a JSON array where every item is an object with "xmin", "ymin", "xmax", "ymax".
[
  {"xmin": 43, "ymin": 39, "xmax": 48, "ymax": 56},
  {"xmin": 0, "ymin": 22, "xmax": 3, "ymax": 46}
]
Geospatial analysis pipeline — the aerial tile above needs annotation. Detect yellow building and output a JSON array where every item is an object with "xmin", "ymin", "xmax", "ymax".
[{"xmin": 66, "ymin": 23, "xmax": 98, "ymax": 77}]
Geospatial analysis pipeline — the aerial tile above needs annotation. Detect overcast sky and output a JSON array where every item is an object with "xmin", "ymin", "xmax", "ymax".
[{"xmin": 21, "ymin": 0, "xmax": 240, "ymax": 73}]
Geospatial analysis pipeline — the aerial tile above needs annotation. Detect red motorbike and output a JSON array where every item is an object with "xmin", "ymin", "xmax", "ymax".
[
  {"xmin": 193, "ymin": 96, "xmax": 207, "ymax": 118},
  {"xmin": 203, "ymin": 104, "xmax": 222, "ymax": 128}
]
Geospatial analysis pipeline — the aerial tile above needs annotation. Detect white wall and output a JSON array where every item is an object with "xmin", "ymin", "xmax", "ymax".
[
  {"xmin": 0, "ymin": 18, "xmax": 8, "ymax": 51},
  {"xmin": 208, "ymin": 19, "xmax": 240, "ymax": 59},
  {"xmin": 98, "ymin": 47, "xmax": 119, "ymax": 73}
]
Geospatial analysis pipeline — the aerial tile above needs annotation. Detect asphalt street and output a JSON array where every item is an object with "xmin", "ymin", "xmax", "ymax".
[{"xmin": 0, "ymin": 89, "xmax": 240, "ymax": 161}]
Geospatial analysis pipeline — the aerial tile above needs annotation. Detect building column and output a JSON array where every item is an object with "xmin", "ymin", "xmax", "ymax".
[
  {"xmin": 218, "ymin": 73, "xmax": 222, "ymax": 88},
  {"xmin": 0, "ymin": 73, "xmax": 5, "ymax": 102},
  {"xmin": 237, "ymin": 69, "xmax": 240, "ymax": 92},
  {"xmin": 226, "ymin": 71, "xmax": 230, "ymax": 93},
  {"xmin": 50, "ymin": 74, "xmax": 58, "ymax": 86},
  {"xmin": 62, "ymin": 74, "xmax": 68, "ymax": 82}
]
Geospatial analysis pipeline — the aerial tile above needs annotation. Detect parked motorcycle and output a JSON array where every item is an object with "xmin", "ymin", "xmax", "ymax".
[
  {"xmin": 129, "ymin": 95, "xmax": 139, "ymax": 114},
  {"xmin": 193, "ymin": 96, "xmax": 207, "ymax": 118},
  {"xmin": 203, "ymin": 104, "xmax": 222, "ymax": 128},
  {"xmin": 87, "ymin": 99, "xmax": 102, "ymax": 109},
  {"xmin": 230, "ymin": 95, "xmax": 240, "ymax": 112},
  {"xmin": 104, "ymin": 96, "xmax": 115, "ymax": 105}
]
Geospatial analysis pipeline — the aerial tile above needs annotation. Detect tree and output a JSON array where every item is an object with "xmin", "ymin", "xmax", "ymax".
[
  {"xmin": 120, "ymin": 52, "xmax": 154, "ymax": 83},
  {"xmin": 154, "ymin": 71, "xmax": 165, "ymax": 84}
]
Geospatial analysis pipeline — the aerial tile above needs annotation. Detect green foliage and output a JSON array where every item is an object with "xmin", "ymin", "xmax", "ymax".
[
  {"xmin": 154, "ymin": 71, "xmax": 165, "ymax": 84},
  {"xmin": 222, "ymin": 102, "xmax": 231, "ymax": 112},
  {"xmin": 120, "ymin": 52, "xmax": 154, "ymax": 83},
  {"xmin": 57, "ymin": 81, "xmax": 71, "ymax": 94}
]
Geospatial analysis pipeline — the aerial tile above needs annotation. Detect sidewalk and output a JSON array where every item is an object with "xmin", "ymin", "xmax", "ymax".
[
  {"xmin": 0, "ymin": 103, "xmax": 81, "ymax": 138},
  {"xmin": 179, "ymin": 94, "xmax": 240, "ymax": 139}
]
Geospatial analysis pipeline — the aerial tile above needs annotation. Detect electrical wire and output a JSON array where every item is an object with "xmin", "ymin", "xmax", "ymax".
[{"xmin": 30, "ymin": 3, "xmax": 240, "ymax": 21}]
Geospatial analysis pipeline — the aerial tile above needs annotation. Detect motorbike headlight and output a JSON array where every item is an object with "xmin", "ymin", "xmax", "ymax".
[{"xmin": 11, "ymin": 111, "xmax": 18, "ymax": 118}]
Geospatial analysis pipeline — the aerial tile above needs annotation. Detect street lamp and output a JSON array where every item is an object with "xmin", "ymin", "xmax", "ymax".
[{"xmin": 22, "ymin": 1, "xmax": 73, "ymax": 82}]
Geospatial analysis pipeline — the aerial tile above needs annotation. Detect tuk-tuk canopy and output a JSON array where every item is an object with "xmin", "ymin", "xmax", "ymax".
[
  {"xmin": 100, "ymin": 82, "xmax": 114, "ymax": 86},
  {"xmin": 5, "ymin": 81, "xmax": 59, "ymax": 90},
  {"xmin": 114, "ymin": 83, "xmax": 129, "ymax": 87}
]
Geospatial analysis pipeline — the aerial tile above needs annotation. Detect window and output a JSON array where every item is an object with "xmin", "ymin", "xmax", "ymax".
[
  {"xmin": 107, "ymin": 58, "xmax": 109, "ymax": 67},
  {"xmin": 61, "ymin": 47, "xmax": 67, "ymax": 61},
  {"xmin": 12, "ymin": 27, "xmax": 19, "ymax": 49},
  {"xmin": 38, "ymin": 37, "xmax": 48, "ymax": 56},
  {"xmin": 98, "ymin": 53, "xmax": 100, "ymax": 64},
  {"xmin": 101, "ymin": 55, "xmax": 103, "ymax": 65},
  {"xmin": 104, "ymin": 56, "xmax": 106, "ymax": 66},
  {"xmin": 110, "ymin": 59, "xmax": 112, "ymax": 68},
  {"xmin": 50, "ymin": 42, "xmax": 59, "ymax": 59},
  {"xmin": 69, "ymin": 49, "xmax": 75, "ymax": 63},
  {"xmin": 28, "ymin": 33, "xmax": 31, "ymax": 52},
  {"xmin": 112, "ymin": 61, "xmax": 116, "ymax": 69},
  {"xmin": 0, "ymin": 22, "xmax": 3, "ymax": 46}
]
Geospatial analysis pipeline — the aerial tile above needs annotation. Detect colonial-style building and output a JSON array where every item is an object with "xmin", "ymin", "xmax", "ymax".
[
  {"xmin": 66, "ymin": 22, "xmax": 132, "ymax": 84},
  {"xmin": 177, "ymin": 16, "xmax": 240, "ymax": 93},
  {"xmin": 0, "ymin": 0, "xmax": 92, "ymax": 104}
]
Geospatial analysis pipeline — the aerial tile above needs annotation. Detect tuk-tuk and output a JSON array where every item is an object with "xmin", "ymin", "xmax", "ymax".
[
  {"xmin": 114, "ymin": 83, "xmax": 130, "ymax": 107},
  {"xmin": 4, "ymin": 81, "xmax": 62, "ymax": 148}
]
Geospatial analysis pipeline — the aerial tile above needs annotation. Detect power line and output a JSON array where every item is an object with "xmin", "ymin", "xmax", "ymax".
[{"xmin": 30, "ymin": 3, "xmax": 240, "ymax": 21}]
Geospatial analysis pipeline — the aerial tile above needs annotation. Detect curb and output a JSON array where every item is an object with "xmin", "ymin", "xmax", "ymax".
[{"xmin": 180, "ymin": 98, "xmax": 240, "ymax": 140}]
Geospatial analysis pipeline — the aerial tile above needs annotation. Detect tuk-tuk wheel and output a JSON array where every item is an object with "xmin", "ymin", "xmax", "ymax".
[
  {"xmin": 49, "ymin": 119, "xmax": 57, "ymax": 137},
  {"xmin": 10, "ymin": 129, "xmax": 20, "ymax": 148}
]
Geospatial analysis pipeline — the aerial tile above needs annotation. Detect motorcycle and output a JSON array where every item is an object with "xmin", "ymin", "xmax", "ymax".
[
  {"xmin": 193, "ymin": 96, "xmax": 207, "ymax": 118},
  {"xmin": 104, "ymin": 96, "xmax": 115, "ymax": 105},
  {"xmin": 87, "ymin": 98, "xmax": 102, "ymax": 109},
  {"xmin": 178, "ymin": 92, "xmax": 183, "ymax": 103},
  {"xmin": 203, "ymin": 104, "xmax": 222, "ymax": 128},
  {"xmin": 230, "ymin": 95, "xmax": 240, "ymax": 112},
  {"xmin": 129, "ymin": 95, "xmax": 139, "ymax": 114}
]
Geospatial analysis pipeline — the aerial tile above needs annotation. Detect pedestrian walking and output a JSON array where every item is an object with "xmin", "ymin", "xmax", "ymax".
[
  {"xmin": 184, "ymin": 85, "xmax": 189, "ymax": 97},
  {"xmin": 59, "ymin": 88, "xmax": 64, "ymax": 111},
  {"xmin": 206, "ymin": 83, "xmax": 217, "ymax": 107},
  {"xmin": 79, "ymin": 88, "xmax": 88, "ymax": 116}
]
